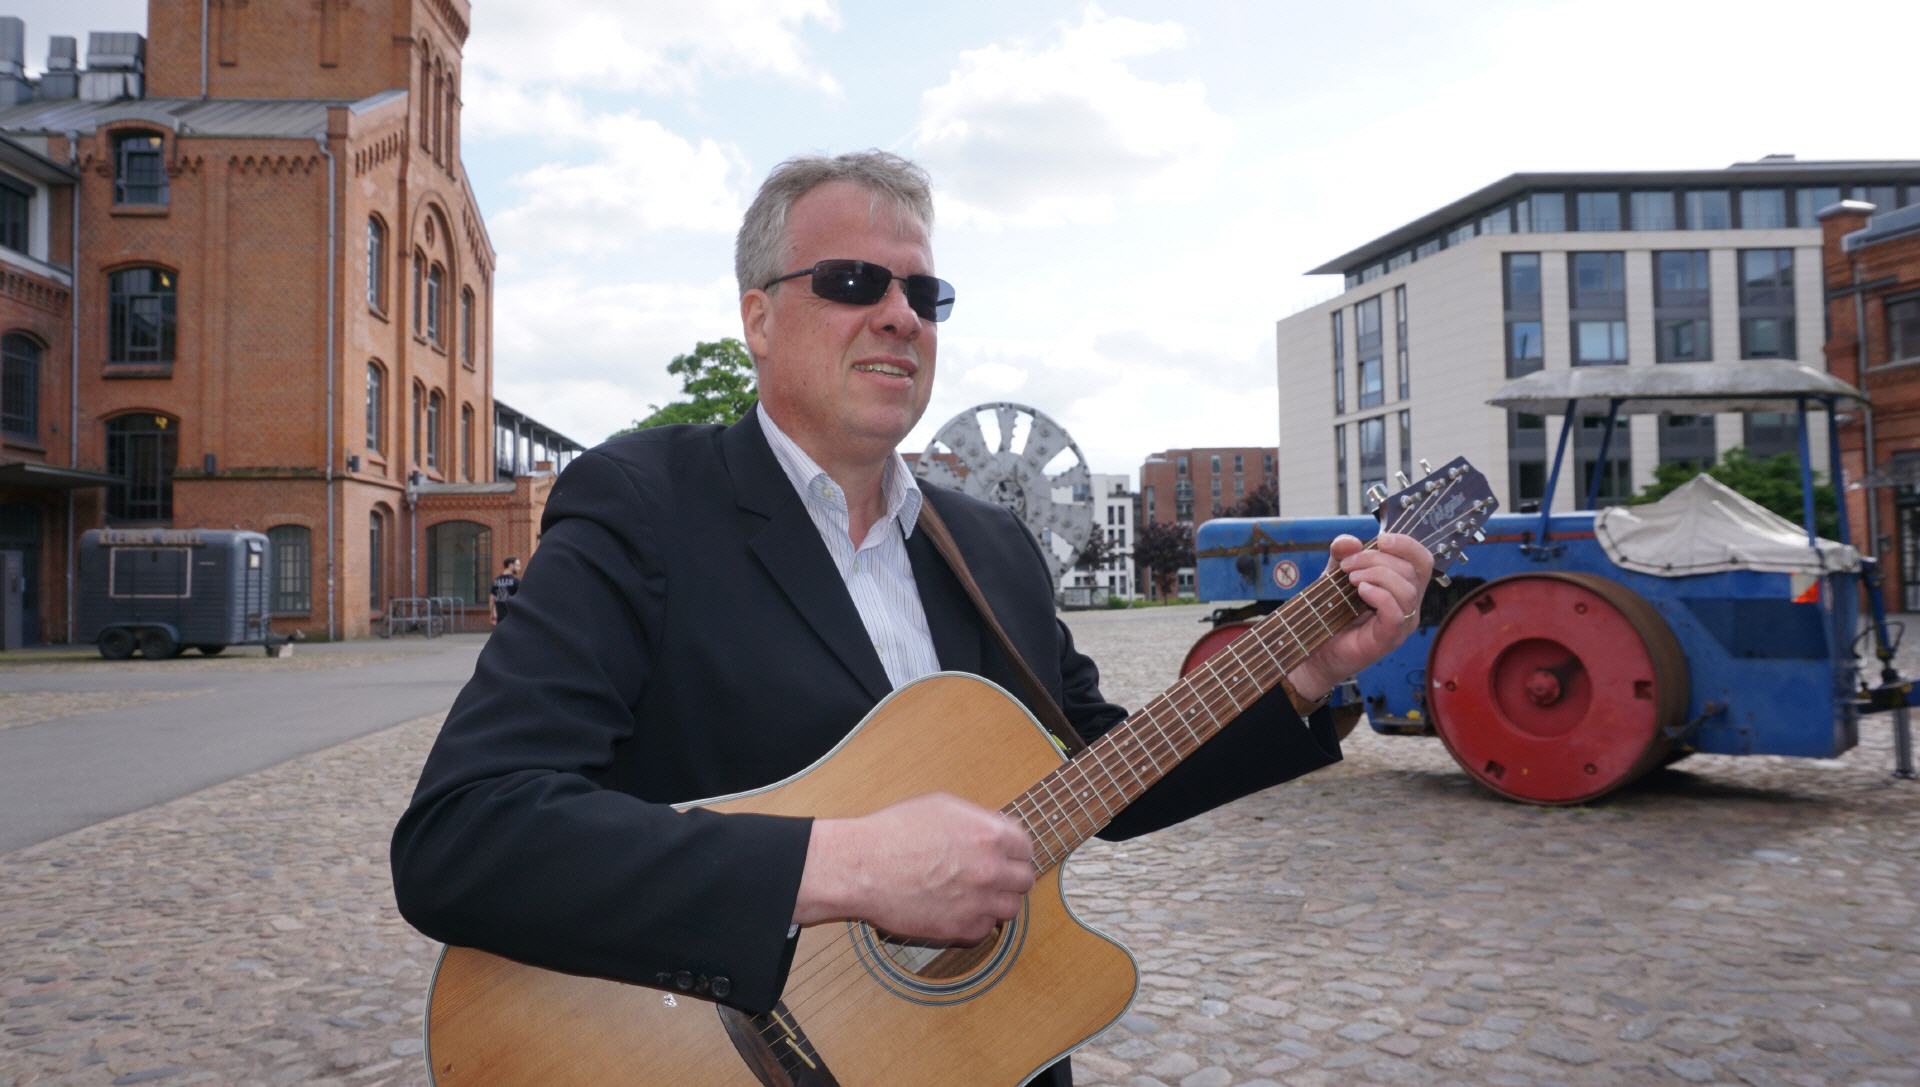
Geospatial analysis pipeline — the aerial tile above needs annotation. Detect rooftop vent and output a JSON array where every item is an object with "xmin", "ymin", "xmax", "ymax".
[
  {"xmin": 39, "ymin": 36, "xmax": 78, "ymax": 100},
  {"xmin": 79, "ymin": 31, "xmax": 143, "ymax": 101},
  {"xmin": 0, "ymin": 17, "xmax": 29, "ymax": 106}
]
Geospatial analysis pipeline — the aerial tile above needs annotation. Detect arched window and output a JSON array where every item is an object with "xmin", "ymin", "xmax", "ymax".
[
  {"xmin": 460, "ymin": 286, "xmax": 475, "ymax": 366},
  {"xmin": 105, "ymin": 413, "xmax": 178, "ymax": 522},
  {"xmin": 411, "ymin": 382, "xmax": 424, "ymax": 466},
  {"xmin": 419, "ymin": 57, "xmax": 432, "ymax": 149},
  {"xmin": 412, "ymin": 251, "xmax": 425, "ymax": 336},
  {"xmin": 108, "ymin": 267, "xmax": 177, "ymax": 365},
  {"xmin": 369, "ymin": 507, "xmax": 388, "ymax": 610},
  {"xmin": 365, "ymin": 361, "xmax": 385, "ymax": 453},
  {"xmin": 426, "ymin": 520, "xmax": 491, "ymax": 604},
  {"xmin": 426, "ymin": 263, "xmax": 445, "ymax": 345},
  {"xmin": 113, "ymin": 131, "xmax": 167, "ymax": 205},
  {"xmin": 426, "ymin": 390, "xmax": 443, "ymax": 469},
  {"xmin": 366, "ymin": 216, "xmax": 387, "ymax": 311},
  {"xmin": 1, "ymin": 332, "xmax": 40, "ymax": 439},
  {"xmin": 460, "ymin": 402, "xmax": 474, "ymax": 480},
  {"xmin": 267, "ymin": 525, "xmax": 311, "ymax": 614}
]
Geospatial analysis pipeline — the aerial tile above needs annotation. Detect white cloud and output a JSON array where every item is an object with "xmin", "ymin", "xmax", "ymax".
[
  {"xmin": 909, "ymin": 5, "xmax": 1232, "ymax": 229},
  {"xmin": 492, "ymin": 270, "xmax": 745, "ymax": 441},
  {"xmin": 464, "ymin": 0, "xmax": 841, "ymax": 100},
  {"xmin": 488, "ymin": 115, "xmax": 751, "ymax": 256}
]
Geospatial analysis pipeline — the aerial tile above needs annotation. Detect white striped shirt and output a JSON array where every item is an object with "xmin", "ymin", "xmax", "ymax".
[{"xmin": 757, "ymin": 406, "xmax": 942, "ymax": 690}]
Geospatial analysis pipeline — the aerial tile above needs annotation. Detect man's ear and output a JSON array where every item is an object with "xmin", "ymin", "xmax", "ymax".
[{"xmin": 742, "ymin": 289, "xmax": 773, "ymax": 361}]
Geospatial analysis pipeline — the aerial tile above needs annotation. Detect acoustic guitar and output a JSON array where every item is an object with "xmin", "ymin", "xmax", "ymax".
[{"xmin": 421, "ymin": 456, "xmax": 1495, "ymax": 1085}]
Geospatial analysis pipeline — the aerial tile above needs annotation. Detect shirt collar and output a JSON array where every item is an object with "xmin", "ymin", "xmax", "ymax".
[{"xmin": 756, "ymin": 404, "xmax": 923, "ymax": 538}]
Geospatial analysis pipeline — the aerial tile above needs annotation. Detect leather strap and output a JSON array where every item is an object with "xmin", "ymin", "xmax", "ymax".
[{"xmin": 916, "ymin": 498, "xmax": 1089, "ymax": 756}]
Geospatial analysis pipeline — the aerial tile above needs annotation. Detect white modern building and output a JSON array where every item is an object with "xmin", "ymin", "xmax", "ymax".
[
  {"xmin": 1057, "ymin": 472, "xmax": 1138, "ymax": 601},
  {"xmin": 1277, "ymin": 158, "xmax": 1920, "ymax": 517}
]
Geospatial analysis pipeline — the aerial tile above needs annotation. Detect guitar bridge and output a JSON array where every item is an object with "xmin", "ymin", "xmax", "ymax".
[{"xmin": 716, "ymin": 1000, "xmax": 841, "ymax": 1087}]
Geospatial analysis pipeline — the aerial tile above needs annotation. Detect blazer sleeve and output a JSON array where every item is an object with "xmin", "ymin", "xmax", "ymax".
[
  {"xmin": 995, "ymin": 506, "xmax": 1344, "ymax": 841},
  {"xmin": 389, "ymin": 449, "xmax": 813, "ymax": 1015}
]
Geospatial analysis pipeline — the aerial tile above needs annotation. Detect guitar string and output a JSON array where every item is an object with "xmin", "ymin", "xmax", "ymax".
[
  {"xmin": 758, "ymin": 476, "xmax": 1479, "ymax": 1045},
  {"xmin": 754, "ymin": 476, "xmax": 1483, "ymax": 1046},
  {"xmin": 761, "ymin": 475, "xmax": 1478, "ymax": 1045}
]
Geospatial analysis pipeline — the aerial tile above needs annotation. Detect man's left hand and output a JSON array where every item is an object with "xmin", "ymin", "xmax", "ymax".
[{"xmin": 1285, "ymin": 532, "xmax": 1434, "ymax": 702}]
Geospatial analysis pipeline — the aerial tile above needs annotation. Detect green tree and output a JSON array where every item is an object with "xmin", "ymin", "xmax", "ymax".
[
  {"xmin": 612, "ymin": 338, "xmax": 757, "ymax": 438},
  {"xmin": 1074, "ymin": 531, "xmax": 1116, "ymax": 575},
  {"xmin": 1133, "ymin": 521, "xmax": 1194, "ymax": 601},
  {"xmin": 1629, "ymin": 446, "xmax": 1837, "ymax": 539},
  {"xmin": 1222, "ymin": 479, "xmax": 1279, "ymax": 519}
]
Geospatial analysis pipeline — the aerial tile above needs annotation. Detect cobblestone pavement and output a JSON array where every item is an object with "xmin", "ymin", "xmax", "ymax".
[
  {"xmin": 0, "ymin": 690, "xmax": 212, "ymax": 733},
  {"xmin": 2, "ymin": 605, "xmax": 1917, "ymax": 1086}
]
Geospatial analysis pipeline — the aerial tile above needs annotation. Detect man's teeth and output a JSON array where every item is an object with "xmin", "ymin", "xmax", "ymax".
[{"xmin": 855, "ymin": 363, "xmax": 909, "ymax": 377}]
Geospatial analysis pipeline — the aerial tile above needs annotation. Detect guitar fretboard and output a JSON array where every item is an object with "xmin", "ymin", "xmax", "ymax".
[{"xmin": 1003, "ymin": 568, "xmax": 1369, "ymax": 871}]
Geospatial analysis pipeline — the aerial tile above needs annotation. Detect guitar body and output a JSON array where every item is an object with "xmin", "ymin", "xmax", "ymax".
[{"xmin": 423, "ymin": 673, "xmax": 1139, "ymax": 1086}]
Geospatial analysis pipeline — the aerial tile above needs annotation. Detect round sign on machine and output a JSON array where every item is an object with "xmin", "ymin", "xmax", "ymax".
[
  {"xmin": 1272, "ymin": 560, "xmax": 1300, "ymax": 590},
  {"xmin": 912, "ymin": 402, "xmax": 1094, "ymax": 587}
]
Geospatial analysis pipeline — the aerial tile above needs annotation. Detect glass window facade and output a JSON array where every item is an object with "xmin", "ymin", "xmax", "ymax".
[
  {"xmin": 1795, "ymin": 186, "xmax": 1843, "ymax": 226},
  {"xmin": 1569, "ymin": 252, "xmax": 1626, "ymax": 310},
  {"xmin": 427, "ymin": 521, "xmax": 492, "ymax": 605},
  {"xmin": 1355, "ymin": 297, "xmax": 1384, "ymax": 409},
  {"xmin": 1685, "ymin": 190, "xmax": 1731, "ymax": 229},
  {"xmin": 1505, "ymin": 253, "xmax": 1544, "ymax": 377},
  {"xmin": 365, "ymin": 363, "xmax": 384, "ymax": 452},
  {"xmin": 1334, "ymin": 424, "xmax": 1347, "ymax": 515},
  {"xmin": 1, "ymin": 332, "xmax": 38, "ymax": 439},
  {"xmin": 1394, "ymin": 285, "xmax": 1409, "ymax": 399},
  {"xmin": 1739, "ymin": 249, "xmax": 1796, "ymax": 359},
  {"xmin": 1575, "ymin": 192, "xmax": 1622, "ymax": 231},
  {"xmin": 0, "ymin": 178, "xmax": 27, "ymax": 253},
  {"xmin": 105, "ymin": 413, "xmax": 178, "ymax": 522},
  {"xmin": 1630, "ymin": 191, "xmax": 1677, "ymax": 230},
  {"xmin": 1574, "ymin": 320, "xmax": 1629, "ymax": 365},
  {"xmin": 366, "ymin": 218, "xmax": 385, "ymax": 310},
  {"xmin": 267, "ymin": 525, "xmax": 311, "ymax": 614},
  {"xmin": 1529, "ymin": 192, "xmax": 1566, "ymax": 232},
  {"xmin": 1740, "ymin": 189, "xmax": 1788, "ymax": 229},
  {"xmin": 1358, "ymin": 416, "xmax": 1386, "ymax": 496},
  {"xmin": 1890, "ymin": 296, "xmax": 1920, "ymax": 362},
  {"xmin": 1654, "ymin": 251, "xmax": 1711, "ymax": 363},
  {"xmin": 108, "ymin": 268, "xmax": 177, "ymax": 365},
  {"xmin": 1330, "ymin": 311, "xmax": 1345, "ymax": 414},
  {"xmin": 114, "ymin": 133, "xmax": 167, "ymax": 205}
]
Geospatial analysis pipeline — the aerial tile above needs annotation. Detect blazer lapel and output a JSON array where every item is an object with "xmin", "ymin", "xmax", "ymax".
[
  {"xmin": 905, "ymin": 506, "xmax": 984, "ymax": 676},
  {"xmin": 723, "ymin": 415, "xmax": 893, "ymax": 704}
]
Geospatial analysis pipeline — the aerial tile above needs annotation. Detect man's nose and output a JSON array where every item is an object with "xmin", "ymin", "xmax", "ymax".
[{"xmin": 868, "ymin": 278, "xmax": 922, "ymax": 337}]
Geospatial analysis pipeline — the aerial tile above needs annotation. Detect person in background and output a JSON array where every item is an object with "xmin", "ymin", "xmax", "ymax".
[{"xmin": 488, "ymin": 556, "xmax": 520, "ymax": 625}]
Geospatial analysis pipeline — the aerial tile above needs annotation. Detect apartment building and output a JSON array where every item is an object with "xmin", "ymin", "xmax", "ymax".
[
  {"xmin": 1277, "ymin": 158, "xmax": 1920, "ymax": 518},
  {"xmin": 1060, "ymin": 471, "xmax": 1137, "ymax": 600}
]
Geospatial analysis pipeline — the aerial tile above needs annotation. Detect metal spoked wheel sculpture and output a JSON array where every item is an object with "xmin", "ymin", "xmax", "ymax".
[{"xmin": 913, "ymin": 402, "xmax": 1094, "ymax": 587}]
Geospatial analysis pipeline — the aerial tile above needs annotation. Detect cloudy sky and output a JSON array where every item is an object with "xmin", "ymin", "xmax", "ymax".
[{"xmin": 27, "ymin": 0, "xmax": 1920, "ymax": 482}]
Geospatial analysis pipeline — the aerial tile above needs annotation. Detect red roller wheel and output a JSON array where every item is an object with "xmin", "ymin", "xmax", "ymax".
[
  {"xmin": 1426, "ymin": 572, "xmax": 1687, "ymax": 805},
  {"xmin": 1180, "ymin": 619, "xmax": 1256, "ymax": 677}
]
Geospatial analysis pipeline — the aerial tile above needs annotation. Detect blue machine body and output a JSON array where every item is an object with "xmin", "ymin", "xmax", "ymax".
[{"xmin": 1194, "ymin": 509, "xmax": 1861, "ymax": 760}]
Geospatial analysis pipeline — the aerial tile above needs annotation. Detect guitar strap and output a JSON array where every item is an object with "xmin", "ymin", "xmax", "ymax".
[{"xmin": 915, "ymin": 496, "xmax": 1090, "ymax": 757}]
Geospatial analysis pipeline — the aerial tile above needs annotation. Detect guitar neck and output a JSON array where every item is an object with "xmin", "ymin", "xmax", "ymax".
[{"xmin": 1006, "ymin": 567, "xmax": 1369, "ymax": 871}]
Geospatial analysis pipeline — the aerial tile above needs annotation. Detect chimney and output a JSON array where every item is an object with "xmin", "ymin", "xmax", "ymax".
[
  {"xmin": 0, "ymin": 17, "xmax": 30, "ymax": 106},
  {"xmin": 79, "ymin": 31, "xmax": 144, "ymax": 102},
  {"xmin": 39, "ymin": 35, "xmax": 77, "ymax": 101}
]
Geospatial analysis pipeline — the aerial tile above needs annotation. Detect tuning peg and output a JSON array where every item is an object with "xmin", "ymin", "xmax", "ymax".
[
  {"xmin": 1394, "ymin": 471, "xmax": 1411, "ymax": 489},
  {"xmin": 1365, "ymin": 482, "xmax": 1388, "ymax": 510},
  {"xmin": 1419, "ymin": 458, "xmax": 1433, "ymax": 476},
  {"xmin": 1434, "ymin": 573, "xmax": 1451, "ymax": 588},
  {"xmin": 1472, "ymin": 530, "xmax": 1486, "ymax": 543}
]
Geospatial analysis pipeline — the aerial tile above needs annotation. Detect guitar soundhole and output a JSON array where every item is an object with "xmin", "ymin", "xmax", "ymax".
[
  {"xmin": 869, "ymin": 922, "xmax": 1006, "ymax": 980},
  {"xmin": 849, "ymin": 898, "xmax": 1028, "ymax": 1004}
]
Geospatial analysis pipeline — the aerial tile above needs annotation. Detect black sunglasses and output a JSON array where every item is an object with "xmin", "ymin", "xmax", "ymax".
[{"xmin": 763, "ymin": 259, "xmax": 955, "ymax": 323}]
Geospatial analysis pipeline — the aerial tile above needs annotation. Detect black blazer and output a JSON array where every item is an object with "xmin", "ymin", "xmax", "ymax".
[{"xmin": 391, "ymin": 413, "xmax": 1340, "ymax": 1020}]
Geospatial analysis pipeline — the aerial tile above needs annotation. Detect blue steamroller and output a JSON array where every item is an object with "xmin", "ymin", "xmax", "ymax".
[{"xmin": 1193, "ymin": 361, "xmax": 1917, "ymax": 803}]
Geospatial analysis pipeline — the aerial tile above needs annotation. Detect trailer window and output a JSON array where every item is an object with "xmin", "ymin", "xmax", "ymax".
[{"xmin": 109, "ymin": 547, "xmax": 190, "ymax": 599}]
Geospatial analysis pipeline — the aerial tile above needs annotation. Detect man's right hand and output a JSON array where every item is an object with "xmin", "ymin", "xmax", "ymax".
[{"xmin": 793, "ymin": 792, "xmax": 1035, "ymax": 944}]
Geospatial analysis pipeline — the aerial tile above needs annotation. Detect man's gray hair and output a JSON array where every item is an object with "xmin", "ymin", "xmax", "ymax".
[{"xmin": 734, "ymin": 150, "xmax": 935, "ymax": 296}]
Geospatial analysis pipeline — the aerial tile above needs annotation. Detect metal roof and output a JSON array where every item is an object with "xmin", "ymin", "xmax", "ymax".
[
  {"xmin": 0, "ymin": 461, "xmax": 120, "ymax": 490},
  {"xmin": 0, "ymin": 92, "xmax": 400, "ymax": 139},
  {"xmin": 1486, "ymin": 361, "xmax": 1866, "ymax": 416},
  {"xmin": 1308, "ymin": 160, "xmax": 1920, "ymax": 276},
  {"xmin": 1845, "ymin": 203, "xmax": 1920, "ymax": 252},
  {"xmin": 0, "ymin": 133, "xmax": 77, "ymax": 182}
]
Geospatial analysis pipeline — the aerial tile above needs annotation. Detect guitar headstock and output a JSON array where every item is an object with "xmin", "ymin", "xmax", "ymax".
[{"xmin": 1364, "ymin": 456, "xmax": 1497, "ymax": 586}]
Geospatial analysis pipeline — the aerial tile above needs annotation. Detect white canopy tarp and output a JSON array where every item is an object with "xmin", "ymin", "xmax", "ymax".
[{"xmin": 1594, "ymin": 474, "xmax": 1859, "ymax": 577}]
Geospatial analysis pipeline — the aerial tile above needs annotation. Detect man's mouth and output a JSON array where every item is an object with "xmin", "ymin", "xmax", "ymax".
[{"xmin": 853, "ymin": 361, "xmax": 913, "ymax": 378}]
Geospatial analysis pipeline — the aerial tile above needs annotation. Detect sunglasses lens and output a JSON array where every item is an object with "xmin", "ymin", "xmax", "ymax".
[
  {"xmin": 811, "ymin": 261, "xmax": 890, "ymax": 305},
  {"xmin": 904, "ymin": 276, "xmax": 955, "ymax": 323},
  {"xmin": 802, "ymin": 261, "xmax": 953, "ymax": 322}
]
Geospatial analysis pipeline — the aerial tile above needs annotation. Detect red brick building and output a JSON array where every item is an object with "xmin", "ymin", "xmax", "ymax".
[
  {"xmin": 1137, "ymin": 446, "xmax": 1278, "ymax": 528},
  {"xmin": 0, "ymin": 1, "xmax": 580, "ymax": 644},
  {"xmin": 1823, "ymin": 200, "xmax": 1920, "ymax": 609}
]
